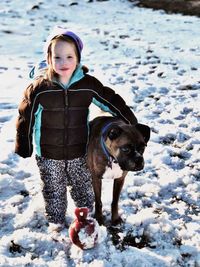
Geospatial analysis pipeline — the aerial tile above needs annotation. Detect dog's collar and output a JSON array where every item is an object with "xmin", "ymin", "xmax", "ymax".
[{"xmin": 100, "ymin": 122, "xmax": 118, "ymax": 168}]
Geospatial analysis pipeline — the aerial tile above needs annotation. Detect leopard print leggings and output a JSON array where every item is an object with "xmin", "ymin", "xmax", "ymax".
[{"xmin": 36, "ymin": 155, "xmax": 94, "ymax": 224}]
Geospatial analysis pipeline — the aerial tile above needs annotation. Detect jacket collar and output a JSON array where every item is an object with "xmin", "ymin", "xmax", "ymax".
[
  {"xmin": 68, "ymin": 64, "xmax": 84, "ymax": 87},
  {"xmin": 53, "ymin": 64, "xmax": 85, "ymax": 89}
]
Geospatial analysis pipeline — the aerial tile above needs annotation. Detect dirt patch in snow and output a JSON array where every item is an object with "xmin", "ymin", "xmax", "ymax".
[{"xmin": 132, "ymin": 0, "xmax": 200, "ymax": 17}]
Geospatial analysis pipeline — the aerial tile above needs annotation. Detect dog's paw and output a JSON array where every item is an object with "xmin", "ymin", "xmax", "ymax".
[
  {"xmin": 111, "ymin": 216, "xmax": 123, "ymax": 226},
  {"xmin": 95, "ymin": 214, "xmax": 105, "ymax": 226}
]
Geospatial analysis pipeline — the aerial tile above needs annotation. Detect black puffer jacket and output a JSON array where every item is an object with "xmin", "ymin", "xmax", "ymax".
[{"xmin": 15, "ymin": 73, "xmax": 137, "ymax": 160}]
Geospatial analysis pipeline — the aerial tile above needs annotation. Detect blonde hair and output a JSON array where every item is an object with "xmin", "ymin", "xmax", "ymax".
[{"xmin": 46, "ymin": 35, "xmax": 79, "ymax": 81}]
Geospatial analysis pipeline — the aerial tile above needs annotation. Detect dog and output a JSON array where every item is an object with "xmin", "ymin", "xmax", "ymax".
[{"xmin": 87, "ymin": 116, "xmax": 151, "ymax": 225}]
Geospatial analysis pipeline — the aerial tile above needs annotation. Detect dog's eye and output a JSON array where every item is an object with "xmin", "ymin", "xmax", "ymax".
[{"xmin": 121, "ymin": 146, "xmax": 131, "ymax": 154}]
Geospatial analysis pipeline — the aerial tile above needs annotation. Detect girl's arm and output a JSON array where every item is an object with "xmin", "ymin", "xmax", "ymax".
[
  {"xmin": 92, "ymin": 77, "xmax": 138, "ymax": 125},
  {"xmin": 15, "ymin": 83, "xmax": 36, "ymax": 158}
]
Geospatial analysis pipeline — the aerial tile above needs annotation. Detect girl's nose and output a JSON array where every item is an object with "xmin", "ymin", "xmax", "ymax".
[{"xmin": 61, "ymin": 58, "xmax": 68, "ymax": 65}]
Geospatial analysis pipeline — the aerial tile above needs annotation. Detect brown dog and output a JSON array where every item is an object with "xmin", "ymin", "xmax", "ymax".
[{"xmin": 87, "ymin": 116, "xmax": 150, "ymax": 225}]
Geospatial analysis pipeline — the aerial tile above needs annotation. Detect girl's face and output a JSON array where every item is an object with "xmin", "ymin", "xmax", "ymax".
[{"xmin": 50, "ymin": 40, "xmax": 78, "ymax": 84}]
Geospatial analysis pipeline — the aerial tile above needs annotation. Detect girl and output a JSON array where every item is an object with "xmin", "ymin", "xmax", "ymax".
[{"xmin": 15, "ymin": 26, "xmax": 138, "ymax": 231}]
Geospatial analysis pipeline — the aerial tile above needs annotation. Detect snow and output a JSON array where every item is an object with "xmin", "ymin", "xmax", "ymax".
[{"xmin": 0, "ymin": 0, "xmax": 200, "ymax": 266}]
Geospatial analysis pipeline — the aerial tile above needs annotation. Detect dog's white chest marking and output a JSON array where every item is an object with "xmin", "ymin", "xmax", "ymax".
[{"xmin": 102, "ymin": 161, "xmax": 123, "ymax": 179}]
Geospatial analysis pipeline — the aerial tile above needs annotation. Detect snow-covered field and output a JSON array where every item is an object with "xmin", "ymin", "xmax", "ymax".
[{"xmin": 0, "ymin": 0, "xmax": 199, "ymax": 266}]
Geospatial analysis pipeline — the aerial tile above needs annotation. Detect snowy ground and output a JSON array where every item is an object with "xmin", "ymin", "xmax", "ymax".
[{"xmin": 0, "ymin": 0, "xmax": 200, "ymax": 266}]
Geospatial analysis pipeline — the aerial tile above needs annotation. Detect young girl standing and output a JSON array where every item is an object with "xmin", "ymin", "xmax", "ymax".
[{"xmin": 15, "ymin": 26, "xmax": 138, "ymax": 231}]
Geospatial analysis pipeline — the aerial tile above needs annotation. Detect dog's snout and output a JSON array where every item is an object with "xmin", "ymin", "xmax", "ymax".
[
  {"xmin": 131, "ymin": 152, "xmax": 144, "ymax": 171},
  {"xmin": 135, "ymin": 153, "xmax": 143, "ymax": 163}
]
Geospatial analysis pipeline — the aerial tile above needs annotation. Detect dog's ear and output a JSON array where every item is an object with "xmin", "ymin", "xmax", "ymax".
[
  {"xmin": 108, "ymin": 126, "xmax": 122, "ymax": 140},
  {"xmin": 136, "ymin": 124, "xmax": 151, "ymax": 143}
]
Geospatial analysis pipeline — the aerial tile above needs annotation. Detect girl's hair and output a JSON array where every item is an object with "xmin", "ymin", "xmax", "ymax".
[{"xmin": 46, "ymin": 35, "xmax": 78, "ymax": 81}]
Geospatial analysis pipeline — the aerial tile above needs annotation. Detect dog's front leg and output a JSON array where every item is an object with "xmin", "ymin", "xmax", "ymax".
[
  {"xmin": 111, "ymin": 176, "xmax": 126, "ymax": 225},
  {"xmin": 92, "ymin": 177, "xmax": 104, "ymax": 225}
]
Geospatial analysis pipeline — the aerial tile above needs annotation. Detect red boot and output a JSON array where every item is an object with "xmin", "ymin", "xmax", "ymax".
[{"xmin": 69, "ymin": 207, "xmax": 99, "ymax": 249}]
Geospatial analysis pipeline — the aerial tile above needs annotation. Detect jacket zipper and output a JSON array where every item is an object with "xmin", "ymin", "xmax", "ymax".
[{"xmin": 64, "ymin": 89, "xmax": 68, "ymax": 158}]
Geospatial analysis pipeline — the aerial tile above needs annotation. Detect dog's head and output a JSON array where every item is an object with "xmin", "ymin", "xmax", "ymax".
[{"xmin": 104, "ymin": 123, "xmax": 150, "ymax": 171}]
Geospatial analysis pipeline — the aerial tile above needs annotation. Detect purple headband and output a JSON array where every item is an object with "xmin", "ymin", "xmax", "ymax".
[{"xmin": 45, "ymin": 26, "xmax": 83, "ymax": 62}]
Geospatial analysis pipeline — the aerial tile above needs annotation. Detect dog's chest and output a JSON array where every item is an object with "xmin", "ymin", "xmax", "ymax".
[{"xmin": 102, "ymin": 161, "xmax": 123, "ymax": 179}]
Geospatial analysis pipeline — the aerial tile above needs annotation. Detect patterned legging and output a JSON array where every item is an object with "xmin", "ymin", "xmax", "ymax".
[{"xmin": 36, "ymin": 155, "xmax": 94, "ymax": 224}]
